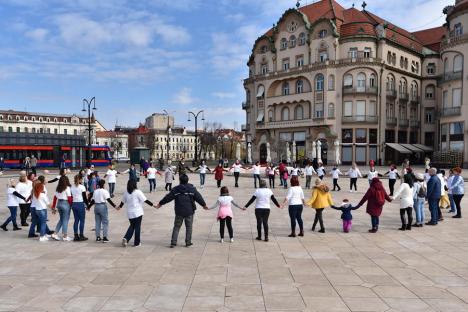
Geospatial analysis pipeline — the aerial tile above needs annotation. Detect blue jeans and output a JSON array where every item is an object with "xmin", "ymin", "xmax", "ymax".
[
  {"xmin": 35, "ymin": 209, "xmax": 48, "ymax": 237},
  {"xmin": 29, "ymin": 207, "xmax": 38, "ymax": 236},
  {"xmin": 72, "ymin": 202, "xmax": 86, "ymax": 235},
  {"xmin": 200, "ymin": 173, "xmax": 206, "ymax": 186},
  {"xmin": 148, "ymin": 179, "xmax": 156, "ymax": 192},
  {"xmin": 428, "ymin": 198, "xmax": 439, "ymax": 224},
  {"xmin": 94, "ymin": 203, "xmax": 109, "ymax": 238},
  {"xmin": 254, "ymin": 174, "xmax": 261, "ymax": 188},
  {"xmin": 109, "ymin": 183, "xmax": 115, "ymax": 196},
  {"xmin": 288, "ymin": 205, "xmax": 304, "ymax": 232},
  {"xmin": 55, "ymin": 200, "xmax": 71, "ymax": 235},
  {"xmin": 414, "ymin": 198, "xmax": 425, "ymax": 224},
  {"xmin": 371, "ymin": 216, "xmax": 379, "ymax": 228},
  {"xmin": 448, "ymin": 194, "xmax": 456, "ymax": 212},
  {"xmin": 124, "ymin": 215, "xmax": 142, "ymax": 246},
  {"xmin": 2, "ymin": 206, "xmax": 18, "ymax": 227}
]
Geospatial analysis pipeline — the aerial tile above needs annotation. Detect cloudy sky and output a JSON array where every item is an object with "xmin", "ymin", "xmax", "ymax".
[{"xmin": 0, "ymin": 0, "xmax": 450, "ymax": 130}]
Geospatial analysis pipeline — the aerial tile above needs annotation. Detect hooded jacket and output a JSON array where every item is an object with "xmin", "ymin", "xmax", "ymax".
[
  {"xmin": 357, "ymin": 178, "xmax": 391, "ymax": 216},
  {"xmin": 159, "ymin": 183, "xmax": 206, "ymax": 217},
  {"xmin": 305, "ymin": 184, "xmax": 333, "ymax": 209}
]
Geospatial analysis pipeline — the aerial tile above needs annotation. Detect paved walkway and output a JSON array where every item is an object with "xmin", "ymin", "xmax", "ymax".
[{"xmin": 0, "ymin": 172, "xmax": 468, "ymax": 311}]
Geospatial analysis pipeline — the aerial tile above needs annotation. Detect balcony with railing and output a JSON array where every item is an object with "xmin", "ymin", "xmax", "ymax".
[
  {"xmin": 386, "ymin": 89, "xmax": 397, "ymax": 99},
  {"xmin": 440, "ymin": 106, "xmax": 462, "ymax": 117},
  {"xmin": 410, "ymin": 95, "xmax": 420, "ymax": 104},
  {"xmin": 242, "ymin": 102, "xmax": 250, "ymax": 110},
  {"xmin": 386, "ymin": 117, "xmax": 397, "ymax": 126},
  {"xmin": 266, "ymin": 91, "xmax": 313, "ymax": 106},
  {"xmin": 399, "ymin": 92, "xmax": 409, "ymax": 101},
  {"xmin": 256, "ymin": 118, "xmax": 331, "ymax": 129},
  {"xmin": 410, "ymin": 120, "xmax": 420, "ymax": 128},
  {"xmin": 438, "ymin": 71, "xmax": 463, "ymax": 84},
  {"xmin": 441, "ymin": 32, "xmax": 468, "ymax": 50},
  {"xmin": 342, "ymin": 115, "xmax": 378, "ymax": 124},
  {"xmin": 399, "ymin": 119, "xmax": 409, "ymax": 127},
  {"xmin": 342, "ymin": 86, "xmax": 378, "ymax": 96}
]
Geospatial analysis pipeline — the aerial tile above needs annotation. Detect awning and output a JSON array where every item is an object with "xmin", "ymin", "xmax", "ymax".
[
  {"xmin": 386, "ymin": 143, "xmax": 412, "ymax": 154},
  {"xmin": 256, "ymin": 85, "xmax": 265, "ymax": 98},
  {"xmin": 401, "ymin": 144, "xmax": 424, "ymax": 153},
  {"xmin": 414, "ymin": 144, "xmax": 433, "ymax": 152},
  {"xmin": 256, "ymin": 111, "xmax": 264, "ymax": 122}
]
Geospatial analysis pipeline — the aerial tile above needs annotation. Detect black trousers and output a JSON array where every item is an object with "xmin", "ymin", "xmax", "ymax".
[
  {"xmin": 255, "ymin": 209, "xmax": 270, "ymax": 239},
  {"xmin": 219, "ymin": 216, "xmax": 233, "ymax": 239},
  {"xmin": 216, "ymin": 179, "xmax": 222, "ymax": 188},
  {"xmin": 453, "ymin": 194, "xmax": 464, "ymax": 218},
  {"xmin": 312, "ymin": 208, "xmax": 324, "ymax": 230},
  {"xmin": 234, "ymin": 172, "xmax": 240, "ymax": 187},
  {"xmin": 332, "ymin": 178, "xmax": 341, "ymax": 191},
  {"xmin": 288, "ymin": 205, "xmax": 303, "ymax": 232},
  {"xmin": 350, "ymin": 178, "xmax": 357, "ymax": 191},
  {"xmin": 389, "ymin": 179, "xmax": 397, "ymax": 196},
  {"xmin": 124, "ymin": 215, "xmax": 142, "ymax": 246},
  {"xmin": 268, "ymin": 175, "xmax": 275, "ymax": 188},
  {"xmin": 165, "ymin": 183, "xmax": 172, "ymax": 191},
  {"xmin": 19, "ymin": 203, "xmax": 31, "ymax": 225},
  {"xmin": 31, "ymin": 166, "xmax": 37, "ymax": 175},
  {"xmin": 400, "ymin": 207, "xmax": 413, "ymax": 227}
]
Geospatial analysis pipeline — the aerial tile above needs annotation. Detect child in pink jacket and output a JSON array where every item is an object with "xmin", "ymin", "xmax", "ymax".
[{"xmin": 209, "ymin": 186, "xmax": 241, "ymax": 243}]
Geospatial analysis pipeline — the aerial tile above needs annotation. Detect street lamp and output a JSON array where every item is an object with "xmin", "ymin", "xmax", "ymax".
[
  {"xmin": 82, "ymin": 97, "xmax": 96, "ymax": 167},
  {"xmin": 162, "ymin": 110, "xmax": 173, "ymax": 163},
  {"xmin": 188, "ymin": 110, "xmax": 204, "ymax": 165}
]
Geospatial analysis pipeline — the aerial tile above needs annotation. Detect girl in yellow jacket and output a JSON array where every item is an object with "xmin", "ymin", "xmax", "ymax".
[{"xmin": 305, "ymin": 179, "xmax": 333, "ymax": 233}]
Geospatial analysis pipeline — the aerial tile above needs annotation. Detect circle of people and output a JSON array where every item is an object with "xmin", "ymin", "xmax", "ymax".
[{"xmin": 1, "ymin": 159, "xmax": 465, "ymax": 248}]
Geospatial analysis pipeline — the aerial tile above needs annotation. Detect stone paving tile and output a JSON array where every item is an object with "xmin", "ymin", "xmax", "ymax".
[{"xmin": 0, "ymin": 173, "xmax": 468, "ymax": 311}]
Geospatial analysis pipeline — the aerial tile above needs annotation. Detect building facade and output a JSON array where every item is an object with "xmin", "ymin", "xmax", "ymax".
[
  {"xmin": 145, "ymin": 113, "xmax": 174, "ymax": 130},
  {"xmin": 243, "ymin": 0, "xmax": 468, "ymax": 166},
  {"xmin": 96, "ymin": 131, "xmax": 129, "ymax": 160},
  {"xmin": 0, "ymin": 109, "xmax": 105, "ymax": 144}
]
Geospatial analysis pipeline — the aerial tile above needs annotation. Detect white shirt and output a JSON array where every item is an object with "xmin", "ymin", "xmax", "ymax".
[
  {"xmin": 253, "ymin": 165, "xmax": 261, "ymax": 175},
  {"xmin": 198, "ymin": 165, "xmax": 208, "ymax": 174},
  {"xmin": 7, "ymin": 187, "xmax": 19, "ymax": 207},
  {"xmin": 316, "ymin": 166, "xmax": 325, "ymax": 177},
  {"xmin": 232, "ymin": 164, "xmax": 242, "ymax": 173},
  {"xmin": 291, "ymin": 168, "xmax": 300, "ymax": 176},
  {"xmin": 106, "ymin": 169, "xmax": 117, "ymax": 183},
  {"xmin": 266, "ymin": 167, "xmax": 275, "ymax": 176},
  {"xmin": 146, "ymin": 168, "xmax": 158, "ymax": 179},
  {"xmin": 305, "ymin": 166, "xmax": 316, "ymax": 176},
  {"xmin": 447, "ymin": 175, "xmax": 454, "ymax": 194},
  {"xmin": 392, "ymin": 183, "xmax": 414, "ymax": 208},
  {"xmin": 254, "ymin": 188, "xmax": 274, "ymax": 209},
  {"xmin": 286, "ymin": 186, "xmax": 304, "ymax": 205},
  {"xmin": 388, "ymin": 169, "xmax": 398, "ymax": 180},
  {"xmin": 93, "ymin": 189, "xmax": 110, "ymax": 204},
  {"xmin": 331, "ymin": 169, "xmax": 343, "ymax": 179},
  {"xmin": 367, "ymin": 171, "xmax": 379, "ymax": 181},
  {"xmin": 15, "ymin": 181, "xmax": 32, "ymax": 204},
  {"xmin": 55, "ymin": 187, "xmax": 71, "ymax": 200},
  {"xmin": 32, "ymin": 192, "xmax": 50, "ymax": 210},
  {"xmin": 71, "ymin": 184, "xmax": 86, "ymax": 203},
  {"xmin": 347, "ymin": 168, "xmax": 362, "ymax": 178},
  {"xmin": 437, "ymin": 174, "xmax": 446, "ymax": 195},
  {"xmin": 122, "ymin": 189, "xmax": 147, "ymax": 219}
]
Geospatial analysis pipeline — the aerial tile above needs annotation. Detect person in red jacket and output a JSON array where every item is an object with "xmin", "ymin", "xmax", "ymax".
[
  {"xmin": 355, "ymin": 177, "xmax": 392, "ymax": 233},
  {"xmin": 278, "ymin": 161, "xmax": 286, "ymax": 187},
  {"xmin": 214, "ymin": 163, "xmax": 229, "ymax": 188}
]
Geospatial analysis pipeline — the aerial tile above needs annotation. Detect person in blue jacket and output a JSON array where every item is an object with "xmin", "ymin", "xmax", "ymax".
[{"xmin": 426, "ymin": 167, "xmax": 441, "ymax": 225}]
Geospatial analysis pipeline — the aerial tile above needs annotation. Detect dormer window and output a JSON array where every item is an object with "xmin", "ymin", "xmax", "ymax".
[
  {"xmin": 260, "ymin": 45, "xmax": 268, "ymax": 53},
  {"xmin": 319, "ymin": 29, "xmax": 327, "ymax": 38},
  {"xmin": 427, "ymin": 63, "xmax": 435, "ymax": 75},
  {"xmin": 280, "ymin": 38, "xmax": 287, "ymax": 50},
  {"xmin": 298, "ymin": 32, "xmax": 306, "ymax": 45},
  {"xmin": 455, "ymin": 23, "xmax": 463, "ymax": 36}
]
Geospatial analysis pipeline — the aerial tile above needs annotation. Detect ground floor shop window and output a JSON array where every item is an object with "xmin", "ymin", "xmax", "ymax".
[
  {"xmin": 385, "ymin": 130, "xmax": 395, "ymax": 143},
  {"xmin": 369, "ymin": 146, "xmax": 377, "ymax": 163},
  {"xmin": 355, "ymin": 146, "xmax": 366, "ymax": 164},
  {"xmin": 398, "ymin": 131, "xmax": 407, "ymax": 143},
  {"xmin": 342, "ymin": 146, "xmax": 352, "ymax": 164}
]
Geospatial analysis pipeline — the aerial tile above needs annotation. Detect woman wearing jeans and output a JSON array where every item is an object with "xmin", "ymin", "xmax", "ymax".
[
  {"xmin": 119, "ymin": 180, "xmax": 154, "ymax": 247},
  {"xmin": 52, "ymin": 176, "xmax": 72, "ymax": 241},
  {"xmin": 282, "ymin": 176, "xmax": 304, "ymax": 237},
  {"xmin": 195, "ymin": 161, "xmax": 211, "ymax": 189},
  {"xmin": 32, "ymin": 181, "xmax": 50, "ymax": 242},
  {"xmin": 356, "ymin": 178, "xmax": 392, "ymax": 233},
  {"xmin": 242, "ymin": 179, "xmax": 281, "ymax": 242},
  {"xmin": 450, "ymin": 167, "xmax": 465, "ymax": 218},
  {"xmin": 88, "ymin": 180, "xmax": 117, "ymax": 243},
  {"xmin": 71, "ymin": 175, "xmax": 89, "ymax": 241},
  {"xmin": 412, "ymin": 174, "xmax": 426, "ymax": 227}
]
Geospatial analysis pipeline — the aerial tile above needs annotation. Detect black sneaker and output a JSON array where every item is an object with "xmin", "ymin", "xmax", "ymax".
[
  {"xmin": 96, "ymin": 237, "xmax": 102, "ymax": 242},
  {"xmin": 170, "ymin": 244, "xmax": 176, "ymax": 248},
  {"xmin": 74, "ymin": 234, "xmax": 80, "ymax": 241},
  {"xmin": 185, "ymin": 242, "xmax": 193, "ymax": 247},
  {"xmin": 21, "ymin": 223, "xmax": 28, "ymax": 226},
  {"xmin": 47, "ymin": 230, "xmax": 55, "ymax": 235},
  {"xmin": 28, "ymin": 234, "xmax": 39, "ymax": 238},
  {"xmin": 79, "ymin": 235, "xmax": 88, "ymax": 241},
  {"xmin": 1, "ymin": 225, "xmax": 8, "ymax": 231},
  {"xmin": 13, "ymin": 226, "xmax": 21, "ymax": 231},
  {"xmin": 102, "ymin": 237, "xmax": 110, "ymax": 243}
]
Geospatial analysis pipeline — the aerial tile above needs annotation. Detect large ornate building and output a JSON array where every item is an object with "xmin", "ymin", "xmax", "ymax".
[{"xmin": 243, "ymin": 0, "xmax": 468, "ymax": 166}]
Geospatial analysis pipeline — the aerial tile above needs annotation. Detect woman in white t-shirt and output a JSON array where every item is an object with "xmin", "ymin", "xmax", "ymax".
[
  {"xmin": 104, "ymin": 165, "xmax": 119, "ymax": 197},
  {"xmin": 242, "ymin": 179, "xmax": 281, "ymax": 241},
  {"xmin": 51, "ymin": 176, "xmax": 72, "ymax": 241},
  {"xmin": 384, "ymin": 164, "xmax": 401, "ymax": 196},
  {"xmin": 16, "ymin": 172, "xmax": 33, "ymax": 227},
  {"xmin": 195, "ymin": 160, "xmax": 211, "ymax": 189},
  {"xmin": 88, "ymin": 180, "xmax": 117, "ymax": 243},
  {"xmin": 1, "ymin": 179, "xmax": 26, "ymax": 231},
  {"xmin": 251, "ymin": 161, "xmax": 262, "ymax": 188},
  {"xmin": 32, "ymin": 180, "xmax": 50, "ymax": 241},
  {"xmin": 282, "ymin": 176, "xmax": 305, "ymax": 237},
  {"xmin": 209, "ymin": 186, "xmax": 242, "ymax": 243},
  {"xmin": 145, "ymin": 163, "xmax": 161, "ymax": 193},
  {"xmin": 230, "ymin": 160, "xmax": 245, "ymax": 188},
  {"xmin": 118, "ymin": 180, "xmax": 154, "ymax": 247},
  {"xmin": 390, "ymin": 175, "xmax": 414, "ymax": 231},
  {"xmin": 71, "ymin": 175, "xmax": 89, "ymax": 241}
]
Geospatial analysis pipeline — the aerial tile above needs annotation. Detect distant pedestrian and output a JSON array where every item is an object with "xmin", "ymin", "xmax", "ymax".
[
  {"xmin": 24, "ymin": 156, "xmax": 31, "ymax": 175},
  {"xmin": 426, "ymin": 168, "xmax": 441, "ymax": 225},
  {"xmin": 164, "ymin": 166, "xmax": 175, "ymax": 191},
  {"xmin": 346, "ymin": 163, "xmax": 362, "ymax": 192},
  {"xmin": 450, "ymin": 167, "xmax": 464, "ymax": 219},
  {"xmin": 195, "ymin": 160, "xmax": 211, "ymax": 189},
  {"xmin": 0, "ymin": 157, "xmax": 4, "ymax": 172},
  {"xmin": 214, "ymin": 163, "xmax": 228, "ymax": 188},
  {"xmin": 30, "ymin": 155, "xmax": 37, "ymax": 176},
  {"xmin": 384, "ymin": 164, "xmax": 400, "ymax": 196},
  {"xmin": 146, "ymin": 163, "xmax": 162, "ymax": 193},
  {"xmin": 330, "ymin": 167, "xmax": 343, "ymax": 191},
  {"xmin": 304, "ymin": 162, "xmax": 316, "ymax": 189},
  {"xmin": 157, "ymin": 174, "xmax": 208, "ymax": 248},
  {"xmin": 104, "ymin": 165, "xmax": 119, "ymax": 197}
]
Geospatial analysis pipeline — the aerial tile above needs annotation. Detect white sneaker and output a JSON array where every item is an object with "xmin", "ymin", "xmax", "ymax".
[
  {"xmin": 349, "ymin": 190, "xmax": 353, "ymax": 193},
  {"xmin": 63, "ymin": 236, "xmax": 73, "ymax": 241},
  {"xmin": 134, "ymin": 243, "xmax": 141, "ymax": 247},
  {"xmin": 39, "ymin": 236, "xmax": 49, "ymax": 242},
  {"xmin": 230, "ymin": 238, "xmax": 234, "ymax": 243},
  {"xmin": 51, "ymin": 233, "xmax": 60, "ymax": 241},
  {"xmin": 220, "ymin": 239, "xmax": 224, "ymax": 243},
  {"xmin": 122, "ymin": 238, "xmax": 127, "ymax": 247}
]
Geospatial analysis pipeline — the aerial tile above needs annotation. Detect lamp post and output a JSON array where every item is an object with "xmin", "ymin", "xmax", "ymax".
[
  {"xmin": 82, "ymin": 97, "xmax": 96, "ymax": 167},
  {"xmin": 162, "ymin": 110, "xmax": 172, "ymax": 163},
  {"xmin": 188, "ymin": 110, "xmax": 204, "ymax": 165}
]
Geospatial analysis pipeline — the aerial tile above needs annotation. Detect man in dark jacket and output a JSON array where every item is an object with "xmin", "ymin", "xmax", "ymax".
[
  {"xmin": 157, "ymin": 174, "xmax": 207, "ymax": 247},
  {"xmin": 426, "ymin": 167, "xmax": 441, "ymax": 225}
]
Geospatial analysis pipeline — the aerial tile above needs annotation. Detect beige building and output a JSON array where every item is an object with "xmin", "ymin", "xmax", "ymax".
[
  {"xmin": 96, "ymin": 131, "xmax": 129, "ymax": 160},
  {"xmin": 145, "ymin": 113, "xmax": 174, "ymax": 130},
  {"xmin": 243, "ymin": 0, "xmax": 468, "ymax": 166}
]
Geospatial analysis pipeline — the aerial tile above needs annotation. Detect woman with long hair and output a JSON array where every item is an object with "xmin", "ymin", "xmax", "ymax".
[
  {"xmin": 71, "ymin": 174, "xmax": 89, "ymax": 241},
  {"xmin": 305, "ymin": 179, "xmax": 333, "ymax": 233},
  {"xmin": 391, "ymin": 174, "xmax": 414, "ymax": 231},
  {"xmin": 32, "ymin": 179, "xmax": 50, "ymax": 241},
  {"xmin": 87, "ymin": 179, "xmax": 117, "ymax": 243},
  {"xmin": 346, "ymin": 163, "xmax": 362, "ymax": 192},
  {"xmin": 282, "ymin": 176, "xmax": 305, "ymax": 237},
  {"xmin": 356, "ymin": 178, "xmax": 392, "ymax": 233},
  {"xmin": 51, "ymin": 176, "xmax": 72, "ymax": 241}
]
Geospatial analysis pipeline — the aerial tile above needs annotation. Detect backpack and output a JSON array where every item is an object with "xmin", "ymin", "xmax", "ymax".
[
  {"xmin": 417, "ymin": 183, "xmax": 426, "ymax": 198},
  {"xmin": 375, "ymin": 190, "xmax": 386, "ymax": 206}
]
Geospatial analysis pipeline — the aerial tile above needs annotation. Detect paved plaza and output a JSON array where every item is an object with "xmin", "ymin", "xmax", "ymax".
[{"xmin": 1, "ymin": 171, "xmax": 468, "ymax": 312}]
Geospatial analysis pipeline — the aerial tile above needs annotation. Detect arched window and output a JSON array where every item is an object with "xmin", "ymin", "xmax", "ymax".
[
  {"xmin": 411, "ymin": 81, "xmax": 418, "ymax": 98},
  {"xmin": 257, "ymin": 85, "xmax": 265, "ymax": 99},
  {"xmin": 289, "ymin": 35, "xmax": 296, "ymax": 48},
  {"xmin": 328, "ymin": 74, "xmax": 335, "ymax": 90},
  {"xmin": 298, "ymin": 32, "xmax": 306, "ymax": 45},
  {"xmin": 280, "ymin": 38, "xmax": 287, "ymax": 50},
  {"xmin": 344, "ymin": 74, "xmax": 353, "ymax": 87},
  {"xmin": 454, "ymin": 54, "xmax": 463, "ymax": 72},
  {"xmin": 369, "ymin": 74, "xmax": 376, "ymax": 88},
  {"xmin": 296, "ymin": 80, "xmax": 304, "ymax": 94},
  {"xmin": 282, "ymin": 82, "xmax": 290, "ymax": 95},
  {"xmin": 268, "ymin": 110, "xmax": 274, "ymax": 122},
  {"xmin": 357, "ymin": 73, "xmax": 366, "ymax": 91},
  {"xmin": 444, "ymin": 58, "xmax": 449, "ymax": 74},
  {"xmin": 315, "ymin": 74, "xmax": 324, "ymax": 91},
  {"xmin": 7, "ymin": 115, "xmax": 11, "ymax": 121},
  {"xmin": 294, "ymin": 105, "xmax": 303, "ymax": 120},
  {"xmin": 319, "ymin": 29, "xmax": 327, "ymax": 38},
  {"xmin": 281, "ymin": 107, "xmax": 290, "ymax": 121},
  {"xmin": 328, "ymin": 103, "xmax": 335, "ymax": 118},
  {"xmin": 402, "ymin": 79, "xmax": 407, "ymax": 93},
  {"xmin": 387, "ymin": 51, "xmax": 392, "ymax": 64},
  {"xmin": 400, "ymin": 56, "xmax": 404, "ymax": 68}
]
